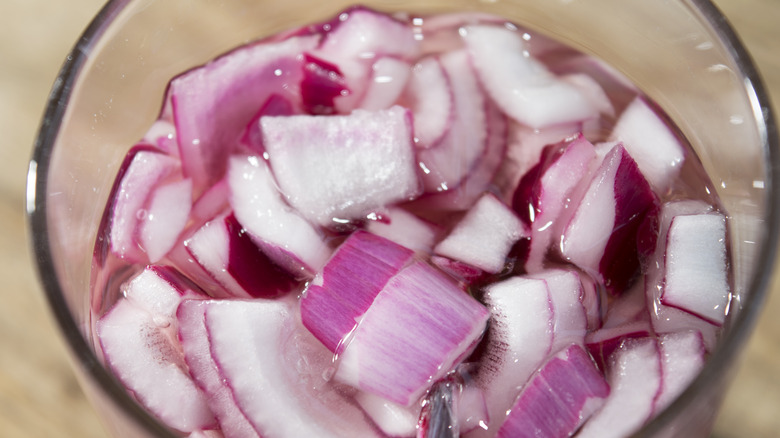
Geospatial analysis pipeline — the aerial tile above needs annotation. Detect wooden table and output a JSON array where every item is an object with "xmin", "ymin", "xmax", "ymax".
[{"xmin": 1, "ymin": 0, "xmax": 777, "ymax": 436}]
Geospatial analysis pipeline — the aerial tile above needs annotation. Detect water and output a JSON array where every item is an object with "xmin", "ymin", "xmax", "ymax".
[{"xmin": 90, "ymin": 7, "xmax": 729, "ymax": 437}]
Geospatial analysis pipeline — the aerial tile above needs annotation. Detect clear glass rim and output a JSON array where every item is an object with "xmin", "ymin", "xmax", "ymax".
[
  {"xmin": 638, "ymin": 0, "xmax": 780, "ymax": 433},
  {"xmin": 25, "ymin": 0, "xmax": 779, "ymax": 436},
  {"xmin": 27, "ymin": 0, "xmax": 177, "ymax": 435}
]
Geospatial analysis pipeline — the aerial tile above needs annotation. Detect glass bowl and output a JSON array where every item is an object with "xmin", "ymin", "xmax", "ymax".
[{"xmin": 27, "ymin": 0, "xmax": 778, "ymax": 436}]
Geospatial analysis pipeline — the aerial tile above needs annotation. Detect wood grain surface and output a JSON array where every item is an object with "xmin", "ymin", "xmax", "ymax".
[{"xmin": 1, "ymin": 0, "xmax": 778, "ymax": 436}]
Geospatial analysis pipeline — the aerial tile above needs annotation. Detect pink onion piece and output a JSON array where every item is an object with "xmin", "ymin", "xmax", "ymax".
[
  {"xmin": 103, "ymin": 146, "xmax": 180, "ymax": 264},
  {"xmin": 335, "ymin": 261, "xmax": 489, "ymax": 406},
  {"xmin": 529, "ymin": 269, "xmax": 588, "ymax": 353},
  {"xmin": 418, "ymin": 99, "xmax": 509, "ymax": 212},
  {"xmin": 645, "ymin": 200, "xmax": 721, "ymax": 350},
  {"xmin": 170, "ymin": 35, "xmax": 319, "ymax": 194},
  {"xmin": 300, "ymin": 231, "xmax": 415, "ymax": 353},
  {"xmin": 239, "ymin": 94, "xmax": 298, "ymax": 155},
  {"xmin": 653, "ymin": 331, "xmax": 706, "ymax": 414},
  {"xmin": 364, "ymin": 207, "xmax": 440, "ymax": 254},
  {"xmin": 98, "ymin": 299, "xmax": 217, "ymax": 433},
  {"xmin": 404, "ymin": 56, "xmax": 454, "ymax": 149},
  {"xmin": 301, "ymin": 53, "xmax": 349, "ymax": 115},
  {"xmin": 512, "ymin": 133, "xmax": 598, "ymax": 272},
  {"xmin": 417, "ymin": 50, "xmax": 487, "ymax": 195},
  {"xmin": 560, "ymin": 144, "xmax": 658, "ymax": 295},
  {"xmin": 123, "ymin": 265, "xmax": 207, "ymax": 313},
  {"xmin": 138, "ymin": 178, "xmax": 193, "ymax": 263},
  {"xmin": 177, "ymin": 300, "xmax": 259, "ymax": 438},
  {"xmin": 496, "ymin": 344, "xmax": 609, "ymax": 438},
  {"xmin": 493, "ymin": 122, "xmax": 581, "ymax": 201},
  {"xmin": 185, "ymin": 213, "xmax": 298, "ymax": 299},
  {"xmin": 359, "ymin": 57, "xmax": 412, "ymax": 111},
  {"xmin": 585, "ymin": 320, "xmax": 653, "ymax": 371},
  {"xmin": 98, "ymin": 267, "xmax": 215, "ymax": 433},
  {"xmin": 313, "ymin": 6, "xmax": 421, "ymax": 113}
]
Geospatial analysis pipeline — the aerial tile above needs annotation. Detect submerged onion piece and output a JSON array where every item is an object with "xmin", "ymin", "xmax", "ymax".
[
  {"xmin": 359, "ymin": 57, "xmax": 412, "ymax": 111},
  {"xmin": 405, "ymin": 56, "xmax": 454, "ymax": 148},
  {"xmin": 365, "ymin": 207, "xmax": 440, "ymax": 254},
  {"xmin": 103, "ymin": 146, "xmax": 179, "ymax": 264},
  {"xmin": 335, "ymin": 261, "xmax": 490, "ymax": 406},
  {"xmin": 228, "ymin": 155, "xmax": 331, "ymax": 277},
  {"xmin": 171, "ymin": 35, "xmax": 319, "ymax": 193},
  {"xmin": 301, "ymin": 231, "xmax": 415, "ymax": 354},
  {"xmin": 661, "ymin": 213, "xmax": 730, "ymax": 325},
  {"xmin": 313, "ymin": 6, "xmax": 421, "ymax": 113},
  {"xmin": 98, "ymin": 267, "xmax": 214, "ymax": 433},
  {"xmin": 512, "ymin": 133, "xmax": 597, "ymax": 272},
  {"xmin": 653, "ymin": 331, "xmax": 706, "ymax": 414},
  {"xmin": 204, "ymin": 299, "xmax": 383, "ymax": 438},
  {"xmin": 434, "ymin": 193, "xmax": 526, "ymax": 275},
  {"xmin": 497, "ymin": 344, "xmax": 609, "ymax": 438},
  {"xmin": 138, "ymin": 178, "xmax": 193, "ymax": 263},
  {"xmin": 529, "ymin": 269, "xmax": 588, "ymax": 352},
  {"xmin": 645, "ymin": 200, "xmax": 722, "ymax": 350},
  {"xmin": 576, "ymin": 338, "xmax": 661, "ymax": 438},
  {"xmin": 416, "ymin": 50, "xmax": 487, "ymax": 195},
  {"xmin": 462, "ymin": 24, "xmax": 597, "ymax": 128},
  {"xmin": 262, "ymin": 105, "xmax": 421, "ymax": 226},
  {"xmin": 185, "ymin": 212, "xmax": 298, "ymax": 299},
  {"xmin": 609, "ymin": 97, "xmax": 686, "ymax": 193},
  {"xmin": 560, "ymin": 144, "xmax": 658, "ymax": 294},
  {"xmin": 178, "ymin": 300, "xmax": 260, "ymax": 438},
  {"xmin": 470, "ymin": 276, "xmax": 554, "ymax": 437},
  {"xmin": 355, "ymin": 391, "xmax": 421, "ymax": 437}
]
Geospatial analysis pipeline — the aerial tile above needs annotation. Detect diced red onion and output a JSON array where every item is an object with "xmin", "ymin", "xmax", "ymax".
[
  {"xmin": 576, "ymin": 338, "xmax": 662, "ymax": 438},
  {"xmin": 138, "ymin": 178, "xmax": 193, "ymax": 263},
  {"xmin": 262, "ymin": 106, "xmax": 421, "ymax": 226},
  {"xmin": 469, "ymin": 276, "xmax": 553, "ymax": 437},
  {"xmin": 105, "ymin": 147, "xmax": 179, "ymax": 263},
  {"xmin": 335, "ymin": 261, "xmax": 489, "ymax": 406},
  {"xmin": 228, "ymin": 155, "xmax": 331, "ymax": 276},
  {"xmin": 178, "ymin": 300, "xmax": 260, "ymax": 438},
  {"xmin": 417, "ymin": 50, "xmax": 486, "ymax": 194},
  {"xmin": 496, "ymin": 344, "xmax": 609, "ymax": 438},
  {"xmin": 204, "ymin": 299, "xmax": 382, "ymax": 438},
  {"xmin": 364, "ymin": 207, "xmax": 440, "ymax": 254},
  {"xmin": 404, "ymin": 56, "xmax": 454, "ymax": 148},
  {"xmin": 170, "ymin": 35, "xmax": 318, "ymax": 193},
  {"xmin": 560, "ymin": 144, "xmax": 657, "ymax": 294},
  {"xmin": 462, "ymin": 24, "xmax": 597, "ymax": 128},
  {"xmin": 185, "ymin": 213, "xmax": 298, "ymax": 299},
  {"xmin": 609, "ymin": 97, "xmax": 686, "ymax": 193},
  {"xmin": 661, "ymin": 213, "xmax": 730, "ymax": 325},
  {"xmin": 301, "ymin": 231, "xmax": 415, "ymax": 353},
  {"xmin": 434, "ymin": 193, "xmax": 526, "ymax": 274},
  {"xmin": 359, "ymin": 57, "xmax": 412, "ymax": 111},
  {"xmin": 98, "ymin": 296, "xmax": 215, "ymax": 432}
]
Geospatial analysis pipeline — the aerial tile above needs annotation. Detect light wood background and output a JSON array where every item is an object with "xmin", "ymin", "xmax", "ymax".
[{"xmin": 1, "ymin": 0, "xmax": 777, "ymax": 436}]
